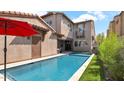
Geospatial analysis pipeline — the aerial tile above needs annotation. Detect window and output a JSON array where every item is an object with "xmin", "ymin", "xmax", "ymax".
[
  {"xmin": 70, "ymin": 28, "xmax": 72, "ymax": 31},
  {"xmin": 75, "ymin": 31, "xmax": 77, "ymax": 37},
  {"xmin": 79, "ymin": 41, "xmax": 81, "ymax": 47},
  {"xmin": 49, "ymin": 20, "xmax": 52, "ymax": 25},
  {"xmin": 70, "ymin": 25, "xmax": 73, "ymax": 32},
  {"xmin": 75, "ymin": 41, "xmax": 78, "ymax": 47},
  {"xmin": 46, "ymin": 20, "xmax": 52, "ymax": 26},
  {"xmin": 92, "ymin": 36, "xmax": 94, "ymax": 41},
  {"xmin": 79, "ymin": 28, "xmax": 83, "ymax": 32},
  {"xmin": 85, "ymin": 41, "xmax": 88, "ymax": 45},
  {"xmin": 82, "ymin": 30, "xmax": 85, "ymax": 38},
  {"xmin": 46, "ymin": 21, "xmax": 49, "ymax": 24},
  {"xmin": 68, "ymin": 24, "xmax": 70, "ymax": 27}
]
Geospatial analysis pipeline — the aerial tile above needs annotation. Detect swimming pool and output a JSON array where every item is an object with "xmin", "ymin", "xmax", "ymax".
[{"xmin": 0, "ymin": 53, "xmax": 90, "ymax": 81}]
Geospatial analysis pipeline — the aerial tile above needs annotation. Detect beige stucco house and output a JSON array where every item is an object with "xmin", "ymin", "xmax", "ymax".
[
  {"xmin": 107, "ymin": 11, "xmax": 124, "ymax": 37},
  {"xmin": 0, "ymin": 11, "xmax": 58, "ymax": 65},
  {"xmin": 42, "ymin": 12, "xmax": 96, "ymax": 53}
]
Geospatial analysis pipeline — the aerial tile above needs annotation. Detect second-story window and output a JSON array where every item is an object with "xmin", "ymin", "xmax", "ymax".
[
  {"xmin": 49, "ymin": 20, "xmax": 52, "ymax": 25},
  {"xmin": 79, "ymin": 28, "xmax": 83, "ymax": 32},
  {"xmin": 68, "ymin": 24, "xmax": 70, "ymax": 28},
  {"xmin": 46, "ymin": 20, "xmax": 52, "ymax": 26},
  {"xmin": 82, "ymin": 30, "xmax": 85, "ymax": 38}
]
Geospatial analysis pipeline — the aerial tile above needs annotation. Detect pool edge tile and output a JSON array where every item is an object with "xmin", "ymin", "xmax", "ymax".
[{"xmin": 69, "ymin": 54, "xmax": 95, "ymax": 81}]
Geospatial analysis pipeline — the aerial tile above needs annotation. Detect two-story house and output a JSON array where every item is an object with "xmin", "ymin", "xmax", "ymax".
[{"xmin": 42, "ymin": 12, "xmax": 96, "ymax": 53}]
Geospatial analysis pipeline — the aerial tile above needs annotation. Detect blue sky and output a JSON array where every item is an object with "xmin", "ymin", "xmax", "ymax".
[{"xmin": 63, "ymin": 11, "xmax": 120, "ymax": 35}]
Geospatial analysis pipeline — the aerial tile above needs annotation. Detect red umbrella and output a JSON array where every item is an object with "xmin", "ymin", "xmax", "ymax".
[{"xmin": 0, "ymin": 17, "xmax": 39, "ymax": 81}]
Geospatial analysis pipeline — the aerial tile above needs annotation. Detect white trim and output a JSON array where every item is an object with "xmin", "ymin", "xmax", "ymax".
[
  {"xmin": 69, "ymin": 54, "xmax": 94, "ymax": 81},
  {"xmin": 0, "ymin": 53, "xmax": 69, "ymax": 70}
]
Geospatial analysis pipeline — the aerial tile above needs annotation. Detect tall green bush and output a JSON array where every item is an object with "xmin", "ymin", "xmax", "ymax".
[
  {"xmin": 98, "ymin": 32, "xmax": 124, "ymax": 80},
  {"xmin": 109, "ymin": 48, "xmax": 124, "ymax": 80},
  {"xmin": 96, "ymin": 32, "xmax": 105, "ymax": 45},
  {"xmin": 98, "ymin": 32, "xmax": 122, "ymax": 65}
]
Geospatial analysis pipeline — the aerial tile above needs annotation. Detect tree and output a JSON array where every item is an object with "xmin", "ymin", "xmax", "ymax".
[{"xmin": 96, "ymin": 32, "xmax": 105, "ymax": 46}]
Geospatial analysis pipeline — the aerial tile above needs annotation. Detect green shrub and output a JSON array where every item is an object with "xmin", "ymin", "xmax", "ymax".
[
  {"xmin": 96, "ymin": 32, "xmax": 105, "ymax": 45},
  {"xmin": 98, "ymin": 32, "xmax": 124, "ymax": 80},
  {"xmin": 98, "ymin": 32, "xmax": 122, "ymax": 65},
  {"xmin": 109, "ymin": 48, "xmax": 124, "ymax": 80}
]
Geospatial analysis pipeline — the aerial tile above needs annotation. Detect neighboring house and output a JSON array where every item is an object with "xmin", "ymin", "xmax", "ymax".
[
  {"xmin": 42, "ymin": 12, "xmax": 96, "ymax": 53},
  {"xmin": 107, "ymin": 11, "xmax": 124, "ymax": 37},
  {"xmin": 114, "ymin": 15, "xmax": 121, "ymax": 36},
  {"xmin": 120, "ymin": 11, "xmax": 124, "ymax": 36},
  {"xmin": 0, "ymin": 11, "xmax": 58, "ymax": 65}
]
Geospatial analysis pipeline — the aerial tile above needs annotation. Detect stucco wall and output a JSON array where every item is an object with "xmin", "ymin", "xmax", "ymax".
[
  {"xmin": 41, "ymin": 31, "xmax": 57, "ymax": 57},
  {"xmin": 114, "ymin": 16, "xmax": 121, "ymax": 36},
  {"xmin": 0, "ymin": 15, "xmax": 57, "ymax": 65},
  {"xmin": 43, "ymin": 15, "xmax": 56, "ymax": 31},
  {"xmin": 73, "ymin": 22, "xmax": 93, "ymax": 52},
  {"xmin": 61, "ymin": 16, "xmax": 73, "ymax": 39},
  {"xmin": 0, "ymin": 35, "xmax": 32, "ymax": 65},
  {"xmin": 90, "ymin": 21, "xmax": 96, "ymax": 49},
  {"xmin": 43, "ymin": 14, "xmax": 62, "ymax": 34},
  {"xmin": 42, "ymin": 14, "xmax": 73, "ymax": 39},
  {"xmin": 120, "ymin": 13, "xmax": 124, "ymax": 36}
]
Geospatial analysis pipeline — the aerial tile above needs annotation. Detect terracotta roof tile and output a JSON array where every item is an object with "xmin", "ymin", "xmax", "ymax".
[
  {"xmin": 0, "ymin": 11, "xmax": 37, "ymax": 18},
  {"xmin": 32, "ymin": 24, "xmax": 49, "ymax": 32}
]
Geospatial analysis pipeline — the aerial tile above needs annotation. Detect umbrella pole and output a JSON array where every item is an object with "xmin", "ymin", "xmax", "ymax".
[
  {"xmin": 4, "ymin": 22, "xmax": 7, "ymax": 81},
  {"xmin": 4, "ymin": 35, "xmax": 7, "ymax": 81}
]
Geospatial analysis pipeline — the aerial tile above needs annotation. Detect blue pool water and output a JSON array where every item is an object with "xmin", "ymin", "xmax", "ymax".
[{"xmin": 0, "ymin": 53, "xmax": 90, "ymax": 81}]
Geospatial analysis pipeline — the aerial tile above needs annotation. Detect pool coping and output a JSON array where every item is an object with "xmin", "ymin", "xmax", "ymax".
[
  {"xmin": 0, "ymin": 53, "xmax": 71, "ymax": 70},
  {"xmin": 69, "ymin": 54, "xmax": 94, "ymax": 81},
  {"xmin": 0, "ymin": 52, "xmax": 94, "ymax": 81}
]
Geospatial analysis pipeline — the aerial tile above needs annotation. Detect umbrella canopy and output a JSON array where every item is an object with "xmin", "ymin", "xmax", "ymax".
[
  {"xmin": 0, "ymin": 17, "xmax": 39, "ymax": 81},
  {"xmin": 0, "ymin": 17, "xmax": 38, "ymax": 36}
]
